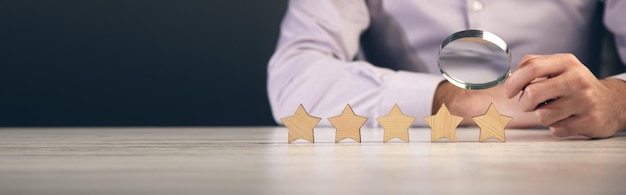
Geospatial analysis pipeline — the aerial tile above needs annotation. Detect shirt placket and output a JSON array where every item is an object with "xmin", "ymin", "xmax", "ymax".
[{"xmin": 466, "ymin": 0, "xmax": 484, "ymax": 29}]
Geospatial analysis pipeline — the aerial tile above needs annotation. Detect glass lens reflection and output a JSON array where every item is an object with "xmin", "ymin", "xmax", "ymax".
[{"xmin": 438, "ymin": 30, "xmax": 511, "ymax": 90}]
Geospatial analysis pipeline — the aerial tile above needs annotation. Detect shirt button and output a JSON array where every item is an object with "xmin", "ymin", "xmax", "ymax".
[{"xmin": 472, "ymin": 0, "xmax": 484, "ymax": 12}]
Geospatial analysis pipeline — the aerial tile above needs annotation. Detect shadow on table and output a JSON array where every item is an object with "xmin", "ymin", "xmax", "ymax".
[{"xmin": 508, "ymin": 128, "xmax": 626, "ymax": 142}]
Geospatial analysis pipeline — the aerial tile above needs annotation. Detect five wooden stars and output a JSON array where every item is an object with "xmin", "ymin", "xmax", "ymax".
[
  {"xmin": 473, "ymin": 103, "xmax": 512, "ymax": 142},
  {"xmin": 376, "ymin": 104, "xmax": 416, "ymax": 143},
  {"xmin": 281, "ymin": 103, "xmax": 512, "ymax": 143},
  {"xmin": 328, "ymin": 104, "xmax": 368, "ymax": 143}
]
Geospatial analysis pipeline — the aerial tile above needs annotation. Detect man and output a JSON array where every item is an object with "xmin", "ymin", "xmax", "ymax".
[{"xmin": 267, "ymin": 0, "xmax": 626, "ymax": 138}]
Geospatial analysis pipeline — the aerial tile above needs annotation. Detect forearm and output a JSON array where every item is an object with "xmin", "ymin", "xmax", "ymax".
[{"xmin": 268, "ymin": 51, "xmax": 442, "ymax": 127}]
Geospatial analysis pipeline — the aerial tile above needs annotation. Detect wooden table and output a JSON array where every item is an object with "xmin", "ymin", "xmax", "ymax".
[{"xmin": 0, "ymin": 127, "xmax": 624, "ymax": 195}]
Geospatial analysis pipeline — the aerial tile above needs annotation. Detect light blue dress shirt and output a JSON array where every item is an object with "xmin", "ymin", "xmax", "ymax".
[{"xmin": 268, "ymin": 0, "xmax": 626, "ymax": 127}]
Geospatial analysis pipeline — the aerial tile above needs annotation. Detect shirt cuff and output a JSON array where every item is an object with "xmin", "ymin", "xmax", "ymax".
[
  {"xmin": 610, "ymin": 73, "xmax": 626, "ymax": 81},
  {"xmin": 380, "ymin": 71, "xmax": 445, "ymax": 126}
]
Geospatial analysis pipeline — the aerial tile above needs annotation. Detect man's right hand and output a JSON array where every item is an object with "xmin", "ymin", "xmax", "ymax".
[{"xmin": 433, "ymin": 81, "xmax": 539, "ymax": 128}]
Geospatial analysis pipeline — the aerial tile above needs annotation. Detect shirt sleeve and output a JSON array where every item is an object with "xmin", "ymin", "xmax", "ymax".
[
  {"xmin": 267, "ymin": 0, "xmax": 443, "ymax": 127},
  {"xmin": 604, "ymin": 0, "xmax": 626, "ymax": 81}
]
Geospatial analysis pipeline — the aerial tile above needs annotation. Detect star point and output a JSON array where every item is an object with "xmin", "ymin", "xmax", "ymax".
[
  {"xmin": 376, "ymin": 104, "xmax": 415, "ymax": 142},
  {"xmin": 281, "ymin": 104, "xmax": 321, "ymax": 143},
  {"xmin": 328, "ymin": 104, "xmax": 368, "ymax": 143},
  {"xmin": 424, "ymin": 103, "xmax": 463, "ymax": 142},
  {"xmin": 472, "ymin": 103, "xmax": 512, "ymax": 142}
]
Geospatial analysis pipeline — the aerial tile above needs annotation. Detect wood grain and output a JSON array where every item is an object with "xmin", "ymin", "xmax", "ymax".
[
  {"xmin": 0, "ymin": 127, "xmax": 625, "ymax": 195},
  {"xmin": 472, "ymin": 103, "xmax": 512, "ymax": 142},
  {"xmin": 376, "ymin": 104, "xmax": 416, "ymax": 142},
  {"xmin": 425, "ymin": 103, "xmax": 463, "ymax": 142},
  {"xmin": 280, "ymin": 104, "xmax": 321, "ymax": 143},
  {"xmin": 328, "ymin": 104, "xmax": 368, "ymax": 143}
]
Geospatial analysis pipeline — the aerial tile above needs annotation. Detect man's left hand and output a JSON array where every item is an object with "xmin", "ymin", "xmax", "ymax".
[{"xmin": 504, "ymin": 53, "xmax": 626, "ymax": 138}]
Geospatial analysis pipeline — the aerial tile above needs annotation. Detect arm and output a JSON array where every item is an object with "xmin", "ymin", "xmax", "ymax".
[{"xmin": 267, "ymin": 0, "xmax": 442, "ymax": 127}]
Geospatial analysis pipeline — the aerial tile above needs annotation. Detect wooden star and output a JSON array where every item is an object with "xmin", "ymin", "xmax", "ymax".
[
  {"xmin": 376, "ymin": 104, "xmax": 416, "ymax": 143},
  {"xmin": 281, "ymin": 104, "xmax": 321, "ymax": 143},
  {"xmin": 328, "ymin": 104, "xmax": 368, "ymax": 143},
  {"xmin": 472, "ymin": 103, "xmax": 512, "ymax": 142},
  {"xmin": 424, "ymin": 103, "xmax": 463, "ymax": 142}
]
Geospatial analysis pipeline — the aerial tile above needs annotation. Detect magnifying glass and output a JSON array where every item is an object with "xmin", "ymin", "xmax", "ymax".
[{"xmin": 438, "ymin": 30, "xmax": 511, "ymax": 90}]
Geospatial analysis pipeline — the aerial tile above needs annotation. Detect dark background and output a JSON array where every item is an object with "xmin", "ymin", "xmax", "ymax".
[{"xmin": 1, "ymin": 0, "xmax": 288, "ymax": 126}]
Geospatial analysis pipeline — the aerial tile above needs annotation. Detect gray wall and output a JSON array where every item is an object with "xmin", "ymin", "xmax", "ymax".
[{"xmin": 1, "ymin": 1, "xmax": 287, "ymax": 126}]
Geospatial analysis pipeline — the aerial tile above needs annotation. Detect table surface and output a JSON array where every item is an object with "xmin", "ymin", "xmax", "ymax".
[{"xmin": 0, "ymin": 127, "xmax": 625, "ymax": 195}]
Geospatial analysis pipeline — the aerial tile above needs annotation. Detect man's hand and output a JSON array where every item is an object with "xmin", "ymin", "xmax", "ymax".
[
  {"xmin": 503, "ymin": 53, "xmax": 626, "ymax": 138},
  {"xmin": 433, "ymin": 80, "xmax": 539, "ymax": 128}
]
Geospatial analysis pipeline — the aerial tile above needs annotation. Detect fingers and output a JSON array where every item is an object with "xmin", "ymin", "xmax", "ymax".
[
  {"xmin": 533, "ymin": 96, "xmax": 581, "ymax": 127},
  {"xmin": 504, "ymin": 54, "xmax": 576, "ymax": 98},
  {"xmin": 541, "ymin": 91, "xmax": 615, "ymax": 138},
  {"xmin": 548, "ymin": 113, "xmax": 612, "ymax": 138},
  {"xmin": 517, "ymin": 74, "xmax": 572, "ymax": 111},
  {"xmin": 548, "ymin": 116, "xmax": 581, "ymax": 137}
]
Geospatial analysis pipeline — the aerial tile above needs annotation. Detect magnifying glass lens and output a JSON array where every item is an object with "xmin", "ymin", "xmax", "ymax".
[{"xmin": 438, "ymin": 30, "xmax": 511, "ymax": 90}]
